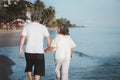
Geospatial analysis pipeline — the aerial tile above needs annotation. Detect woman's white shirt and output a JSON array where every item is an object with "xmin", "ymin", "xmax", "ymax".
[{"xmin": 51, "ymin": 34, "xmax": 76, "ymax": 60}]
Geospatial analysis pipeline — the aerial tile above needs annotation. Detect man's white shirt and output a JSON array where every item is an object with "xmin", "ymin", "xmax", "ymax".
[{"xmin": 22, "ymin": 22, "xmax": 49, "ymax": 53}]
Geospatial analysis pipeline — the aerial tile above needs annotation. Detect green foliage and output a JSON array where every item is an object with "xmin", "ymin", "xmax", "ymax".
[
  {"xmin": 34, "ymin": 0, "xmax": 45, "ymax": 12},
  {"xmin": 33, "ymin": 0, "xmax": 57, "ymax": 27},
  {"xmin": 56, "ymin": 18, "xmax": 76, "ymax": 27},
  {"xmin": 0, "ymin": 0, "xmax": 76, "ymax": 28},
  {"xmin": 41, "ymin": 6, "xmax": 55, "ymax": 26},
  {"xmin": 0, "ymin": 0, "xmax": 32, "ymax": 22}
]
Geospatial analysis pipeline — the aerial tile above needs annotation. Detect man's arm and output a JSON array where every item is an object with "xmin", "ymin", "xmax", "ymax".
[
  {"xmin": 19, "ymin": 35, "xmax": 26, "ymax": 57},
  {"xmin": 46, "ymin": 36, "xmax": 51, "ymax": 48}
]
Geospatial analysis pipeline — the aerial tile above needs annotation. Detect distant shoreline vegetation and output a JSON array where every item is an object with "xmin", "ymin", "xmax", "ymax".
[
  {"xmin": 0, "ymin": 0, "xmax": 78, "ymax": 29},
  {"xmin": 76, "ymin": 26, "xmax": 85, "ymax": 28},
  {"xmin": 56, "ymin": 18, "xmax": 78, "ymax": 28}
]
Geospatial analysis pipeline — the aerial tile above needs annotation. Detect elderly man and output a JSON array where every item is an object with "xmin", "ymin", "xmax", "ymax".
[{"xmin": 19, "ymin": 11, "xmax": 51, "ymax": 80}]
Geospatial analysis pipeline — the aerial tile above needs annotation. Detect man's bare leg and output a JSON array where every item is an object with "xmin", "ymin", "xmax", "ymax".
[
  {"xmin": 34, "ymin": 75, "xmax": 40, "ymax": 80},
  {"xmin": 27, "ymin": 72, "xmax": 32, "ymax": 80},
  {"xmin": 57, "ymin": 77, "xmax": 60, "ymax": 80}
]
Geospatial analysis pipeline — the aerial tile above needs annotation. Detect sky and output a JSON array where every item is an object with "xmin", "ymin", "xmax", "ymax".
[{"xmin": 28, "ymin": 0, "xmax": 120, "ymax": 27}]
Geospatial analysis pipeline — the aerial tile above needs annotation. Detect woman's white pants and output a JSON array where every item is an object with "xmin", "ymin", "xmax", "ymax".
[{"xmin": 55, "ymin": 59, "xmax": 70, "ymax": 80}]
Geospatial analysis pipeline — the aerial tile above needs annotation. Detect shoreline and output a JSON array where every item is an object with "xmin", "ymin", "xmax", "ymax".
[
  {"xmin": 0, "ymin": 27, "xmax": 56, "ymax": 47},
  {"xmin": 0, "ymin": 30, "xmax": 20, "ymax": 79}
]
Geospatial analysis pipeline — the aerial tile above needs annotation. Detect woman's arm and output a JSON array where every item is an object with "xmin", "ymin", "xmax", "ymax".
[
  {"xmin": 70, "ymin": 48, "xmax": 72, "ymax": 58},
  {"xmin": 45, "ymin": 46, "xmax": 55, "ymax": 53}
]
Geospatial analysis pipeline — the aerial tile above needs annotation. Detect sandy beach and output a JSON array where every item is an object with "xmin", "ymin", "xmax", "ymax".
[{"xmin": 0, "ymin": 30, "xmax": 22, "ymax": 47}]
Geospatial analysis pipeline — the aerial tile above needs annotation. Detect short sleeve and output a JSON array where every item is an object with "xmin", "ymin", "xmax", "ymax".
[
  {"xmin": 44, "ymin": 26, "xmax": 49, "ymax": 37},
  {"xmin": 51, "ymin": 35, "xmax": 60, "ymax": 47},
  {"xmin": 69, "ymin": 37, "xmax": 76, "ymax": 48},
  {"xmin": 51, "ymin": 36, "xmax": 60, "ymax": 51},
  {"xmin": 22, "ymin": 26, "xmax": 27, "ymax": 36}
]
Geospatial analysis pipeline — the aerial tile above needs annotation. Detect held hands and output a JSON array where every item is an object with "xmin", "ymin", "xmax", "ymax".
[
  {"xmin": 45, "ymin": 46, "xmax": 55, "ymax": 53},
  {"xmin": 44, "ymin": 47, "xmax": 50, "ymax": 53}
]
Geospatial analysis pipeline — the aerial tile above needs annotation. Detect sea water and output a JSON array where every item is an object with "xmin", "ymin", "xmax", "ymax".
[{"xmin": 0, "ymin": 26, "xmax": 120, "ymax": 80}]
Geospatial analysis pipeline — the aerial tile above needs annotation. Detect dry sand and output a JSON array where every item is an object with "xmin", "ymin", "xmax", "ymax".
[{"xmin": 0, "ymin": 30, "xmax": 22, "ymax": 47}]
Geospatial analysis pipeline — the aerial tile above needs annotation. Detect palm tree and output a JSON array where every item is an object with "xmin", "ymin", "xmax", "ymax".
[
  {"xmin": 56, "ymin": 18, "xmax": 73, "ymax": 27},
  {"xmin": 34, "ymin": 0, "xmax": 45, "ymax": 12},
  {"xmin": 42, "ymin": 6, "xmax": 55, "ymax": 27},
  {"xmin": 26, "ymin": 1, "xmax": 34, "ymax": 13}
]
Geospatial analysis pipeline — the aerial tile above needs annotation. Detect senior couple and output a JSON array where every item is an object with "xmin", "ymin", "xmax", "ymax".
[{"xmin": 19, "ymin": 11, "xmax": 76, "ymax": 80}]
